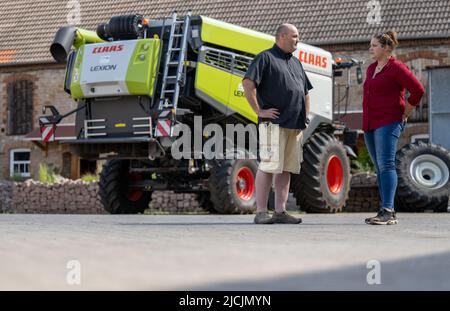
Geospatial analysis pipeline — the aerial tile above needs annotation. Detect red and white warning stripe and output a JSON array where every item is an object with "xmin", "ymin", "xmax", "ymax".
[
  {"xmin": 158, "ymin": 110, "xmax": 170, "ymax": 118},
  {"xmin": 155, "ymin": 119, "xmax": 172, "ymax": 137},
  {"xmin": 40, "ymin": 125, "xmax": 56, "ymax": 142}
]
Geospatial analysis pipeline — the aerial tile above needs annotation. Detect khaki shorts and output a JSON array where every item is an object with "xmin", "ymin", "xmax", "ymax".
[{"xmin": 258, "ymin": 122, "xmax": 303, "ymax": 174}]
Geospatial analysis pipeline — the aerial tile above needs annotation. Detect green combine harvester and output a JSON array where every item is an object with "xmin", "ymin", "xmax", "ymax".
[{"xmin": 42, "ymin": 12, "xmax": 357, "ymax": 214}]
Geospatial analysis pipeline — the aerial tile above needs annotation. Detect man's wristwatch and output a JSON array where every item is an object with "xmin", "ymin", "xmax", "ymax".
[{"xmin": 305, "ymin": 117, "xmax": 310, "ymax": 125}]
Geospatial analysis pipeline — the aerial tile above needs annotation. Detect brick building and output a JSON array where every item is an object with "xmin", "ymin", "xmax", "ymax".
[{"xmin": 1, "ymin": 0, "xmax": 449, "ymax": 180}]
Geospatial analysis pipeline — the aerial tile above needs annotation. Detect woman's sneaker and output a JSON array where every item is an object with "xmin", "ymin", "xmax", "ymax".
[
  {"xmin": 365, "ymin": 209, "xmax": 383, "ymax": 224},
  {"xmin": 366, "ymin": 208, "xmax": 398, "ymax": 225}
]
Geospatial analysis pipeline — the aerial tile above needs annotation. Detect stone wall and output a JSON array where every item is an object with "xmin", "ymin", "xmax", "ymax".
[
  {"xmin": 343, "ymin": 172, "xmax": 380, "ymax": 213},
  {"xmin": 0, "ymin": 179, "xmax": 204, "ymax": 214},
  {"xmin": 149, "ymin": 192, "xmax": 205, "ymax": 214},
  {"xmin": 0, "ymin": 174, "xmax": 382, "ymax": 214},
  {"xmin": 0, "ymin": 180, "xmax": 13, "ymax": 213},
  {"xmin": 11, "ymin": 179, "xmax": 105, "ymax": 214}
]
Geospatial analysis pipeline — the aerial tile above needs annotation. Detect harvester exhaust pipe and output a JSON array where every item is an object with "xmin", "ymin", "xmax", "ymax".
[
  {"xmin": 50, "ymin": 26, "xmax": 105, "ymax": 63},
  {"xmin": 50, "ymin": 26, "xmax": 76, "ymax": 63}
]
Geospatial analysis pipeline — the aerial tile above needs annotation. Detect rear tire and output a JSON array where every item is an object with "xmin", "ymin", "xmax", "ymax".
[
  {"xmin": 99, "ymin": 159, "xmax": 152, "ymax": 214},
  {"xmin": 396, "ymin": 142, "xmax": 450, "ymax": 212},
  {"xmin": 291, "ymin": 132, "xmax": 351, "ymax": 213},
  {"xmin": 207, "ymin": 159, "xmax": 258, "ymax": 214}
]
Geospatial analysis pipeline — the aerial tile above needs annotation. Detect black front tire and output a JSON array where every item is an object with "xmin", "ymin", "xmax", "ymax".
[
  {"xmin": 99, "ymin": 159, "xmax": 152, "ymax": 214},
  {"xmin": 291, "ymin": 132, "xmax": 351, "ymax": 213},
  {"xmin": 207, "ymin": 159, "xmax": 258, "ymax": 214}
]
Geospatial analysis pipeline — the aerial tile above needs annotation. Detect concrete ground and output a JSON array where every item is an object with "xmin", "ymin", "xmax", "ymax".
[{"xmin": 1, "ymin": 213, "xmax": 450, "ymax": 290}]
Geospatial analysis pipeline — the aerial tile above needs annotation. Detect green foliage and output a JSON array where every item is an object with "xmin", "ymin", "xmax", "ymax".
[
  {"xmin": 38, "ymin": 163, "xmax": 58, "ymax": 184},
  {"xmin": 352, "ymin": 146, "xmax": 375, "ymax": 173},
  {"xmin": 80, "ymin": 173, "xmax": 99, "ymax": 182}
]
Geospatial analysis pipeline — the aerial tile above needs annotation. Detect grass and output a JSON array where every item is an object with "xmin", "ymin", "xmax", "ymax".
[{"xmin": 10, "ymin": 173, "xmax": 24, "ymax": 182}]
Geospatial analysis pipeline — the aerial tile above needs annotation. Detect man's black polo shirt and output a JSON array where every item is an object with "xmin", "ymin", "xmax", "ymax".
[{"xmin": 244, "ymin": 44, "xmax": 313, "ymax": 130}]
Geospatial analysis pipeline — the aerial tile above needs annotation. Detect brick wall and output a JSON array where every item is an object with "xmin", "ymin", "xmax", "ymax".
[
  {"xmin": 0, "ymin": 64, "xmax": 72, "ymax": 179},
  {"xmin": 328, "ymin": 42, "xmax": 450, "ymax": 115}
]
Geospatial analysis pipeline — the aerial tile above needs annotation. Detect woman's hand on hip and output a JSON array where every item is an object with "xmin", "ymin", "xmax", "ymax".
[{"xmin": 402, "ymin": 102, "xmax": 415, "ymax": 122}]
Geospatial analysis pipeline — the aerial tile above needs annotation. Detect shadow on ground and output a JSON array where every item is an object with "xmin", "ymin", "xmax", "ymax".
[{"xmin": 184, "ymin": 251, "xmax": 450, "ymax": 291}]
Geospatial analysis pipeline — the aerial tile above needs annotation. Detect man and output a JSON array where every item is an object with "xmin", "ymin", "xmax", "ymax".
[{"xmin": 242, "ymin": 24, "xmax": 313, "ymax": 224}]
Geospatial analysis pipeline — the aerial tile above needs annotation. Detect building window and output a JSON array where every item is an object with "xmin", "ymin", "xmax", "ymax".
[
  {"xmin": 10, "ymin": 148, "xmax": 31, "ymax": 178},
  {"xmin": 7, "ymin": 79, "xmax": 34, "ymax": 135}
]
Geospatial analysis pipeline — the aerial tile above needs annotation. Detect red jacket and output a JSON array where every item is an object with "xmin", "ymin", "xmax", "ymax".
[{"xmin": 362, "ymin": 57, "xmax": 425, "ymax": 132}]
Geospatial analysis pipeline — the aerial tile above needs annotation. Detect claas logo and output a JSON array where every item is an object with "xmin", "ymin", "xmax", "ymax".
[
  {"xmin": 92, "ymin": 45, "xmax": 125, "ymax": 54},
  {"xmin": 298, "ymin": 51, "xmax": 328, "ymax": 68}
]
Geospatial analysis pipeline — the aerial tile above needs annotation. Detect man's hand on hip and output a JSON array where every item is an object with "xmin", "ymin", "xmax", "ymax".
[{"xmin": 258, "ymin": 108, "xmax": 279, "ymax": 119}]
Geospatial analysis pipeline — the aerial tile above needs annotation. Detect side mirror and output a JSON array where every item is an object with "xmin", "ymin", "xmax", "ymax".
[{"xmin": 356, "ymin": 66, "xmax": 363, "ymax": 84}]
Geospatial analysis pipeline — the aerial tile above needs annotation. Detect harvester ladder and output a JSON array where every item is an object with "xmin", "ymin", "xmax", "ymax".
[{"xmin": 158, "ymin": 11, "xmax": 191, "ymax": 110}]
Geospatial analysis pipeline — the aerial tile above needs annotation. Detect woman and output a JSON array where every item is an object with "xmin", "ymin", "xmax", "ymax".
[{"xmin": 363, "ymin": 31, "xmax": 425, "ymax": 225}]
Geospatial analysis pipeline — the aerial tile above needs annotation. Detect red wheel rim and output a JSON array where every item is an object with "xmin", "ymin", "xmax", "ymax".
[
  {"xmin": 327, "ymin": 155, "xmax": 344, "ymax": 194},
  {"xmin": 127, "ymin": 190, "xmax": 143, "ymax": 202},
  {"xmin": 235, "ymin": 167, "xmax": 255, "ymax": 201},
  {"xmin": 127, "ymin": 173, "xmax": 144, "ymax": 202}
]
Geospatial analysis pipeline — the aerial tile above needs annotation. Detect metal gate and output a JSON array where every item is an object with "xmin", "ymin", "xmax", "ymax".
[{"xmin": 429, "ymin": 66, "xmax": 450, "ymax": 150}]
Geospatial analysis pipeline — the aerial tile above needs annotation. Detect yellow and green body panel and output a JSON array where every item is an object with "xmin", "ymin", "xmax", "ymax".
[
  {"xmin": 195, "ymin": 16, "xmax": 275, "ymax": 124},
  {"xmin": 229, "ymin": 74, "xmax": 257, "ymax": 122},
  {"xmin": 125, "ymin": 39, "xmax": 161, "ymax": 95},
  {"xmin": 73, "ymin": 28, "xmax": 105, "ymax": 48},
  {"xmin": 199, "ymin": 16, "xmax": 274, "ymax": 55},
  {"xmin": 194, "ymin": 62, "xmax": 259, "ymax": 124}
]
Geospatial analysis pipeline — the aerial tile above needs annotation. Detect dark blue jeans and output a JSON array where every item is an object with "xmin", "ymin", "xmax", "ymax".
[{"xmin": 364, "ymin": 122, "xmax": 404, "ymax": 210}]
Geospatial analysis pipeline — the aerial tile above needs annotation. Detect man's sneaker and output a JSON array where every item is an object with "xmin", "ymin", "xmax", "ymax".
[
  {"xmin": 368, "ymin": 208, "xmax": 398, "ymax": 225},
  {"xmin": 272, "ymin": 211, "xmax": 302, "ymax": 224},
  {"xmin": 254, "ymin": 212, "xmax": 275, "ymax": 224}
]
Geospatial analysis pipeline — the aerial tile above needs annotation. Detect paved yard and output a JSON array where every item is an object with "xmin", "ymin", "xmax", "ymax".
[{"xmin": 1, "ymin": 213, "xmax": 450, "ymax": 290}]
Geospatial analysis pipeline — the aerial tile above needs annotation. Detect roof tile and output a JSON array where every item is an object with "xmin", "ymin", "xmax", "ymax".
[{"xmin": 1, "ymin": 0, "xmax": 449, "ymax": 66}]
